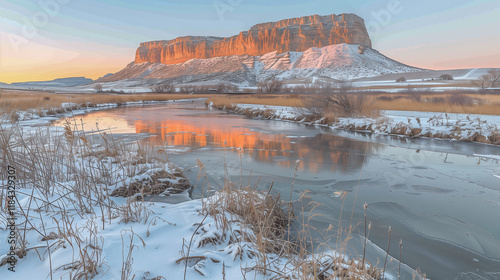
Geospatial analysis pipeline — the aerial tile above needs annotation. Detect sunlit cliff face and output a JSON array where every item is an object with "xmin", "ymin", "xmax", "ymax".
[
  {"xmin": 134, "ymin": 119, "xmax": 374, "ymax": 174},
  {"xmin": 134, "ymin": 14, "xmax": 372, "ymax": 65}
]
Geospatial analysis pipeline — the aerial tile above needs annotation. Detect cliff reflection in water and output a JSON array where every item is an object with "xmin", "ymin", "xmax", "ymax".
[{"xmin": 135, "ymin": 119, "xmax": 379, "ymax": 174}]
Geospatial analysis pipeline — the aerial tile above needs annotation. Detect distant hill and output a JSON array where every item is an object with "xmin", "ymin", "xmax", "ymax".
[
  {"xmin": 10, "ymin": 77, "xmax": 93, "ymax": 87},
  {"xmin": 102, "ymin": 13, "xmax": 419, "ymax": 86}
]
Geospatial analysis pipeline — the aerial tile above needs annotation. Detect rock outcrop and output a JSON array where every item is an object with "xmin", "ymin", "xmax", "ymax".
[
  {"xmin": 101, "ymin": 44, "xmax": 418, "ymax": 85},
  {"xmin": 135, "ymin": 13, "xmax": 372, "ymax": 65}
]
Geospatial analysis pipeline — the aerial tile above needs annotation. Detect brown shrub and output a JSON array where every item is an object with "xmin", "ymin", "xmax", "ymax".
[
  {"xmin": 111, "ymin": 170, "xmax": 190, "ymax": 197},
  {"xmin": 303, "ymin": 92, "xmax": 376, "ymax": 119}
]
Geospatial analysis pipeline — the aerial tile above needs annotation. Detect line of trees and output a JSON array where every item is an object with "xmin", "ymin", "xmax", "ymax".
[
  {"xmin": 150, "ymin": 83, "xmax": 175, "ymax": 93},
  {"xmin": 178, "ymin": 83, "xmax": 239, "ymax": 94}
]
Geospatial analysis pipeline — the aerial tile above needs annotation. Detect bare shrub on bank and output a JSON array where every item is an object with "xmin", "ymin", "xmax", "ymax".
[
  {"xmin": 216, "ymin": 83, "xmax": 239, "ymax": 93},
  {"xmin": 150, "ymin": 83, "xmax": 175, "ymax": 93},
  {"xmin": 472, "ymin": 75, "xmax": 491, "ymax": 90},
  {"xmin": 258, "ymin": 79, "xmax": 284, "ymax": 93},
  {"xmin": 179, "ymin": 86, "xmax": 194, "ymax": 93},
  {"xmin": 194, "ymin": 86, "xmax": 210, "ymax": 93},
  {"xmin": 472, "ymin": 69, "xmax": 500, "ymax": 89},
  {"xmin": 439, "ymin": 74, "xmax": 453, "ymax": 80},
  {"xmin": 301, "ymin": 80, "xmax": 375, "ymax": 119},
  {"xmin": 488, "ymin": 69, "xmax": 500, "ymax": 88},
  {"xmin": 178, "ymin": 85, "xmax": 209, "ymax": 93},
  {"xmin": 293, "ymin": 81, "xmax": 336, "ymax": 94},
  {"xmin": 93, "ymin": 83, "xmax": 103, "ymax": 92}
]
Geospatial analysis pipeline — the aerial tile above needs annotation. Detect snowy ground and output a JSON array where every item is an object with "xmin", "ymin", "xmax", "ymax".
[{"xmin": 0, "ymin": 183, "xmax": 277, "ymax": 279}]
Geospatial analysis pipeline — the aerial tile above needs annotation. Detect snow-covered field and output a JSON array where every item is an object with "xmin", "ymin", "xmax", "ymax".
[{"xmin": 3, "ymin": 65, "xmax": 495, "ymax": 94}]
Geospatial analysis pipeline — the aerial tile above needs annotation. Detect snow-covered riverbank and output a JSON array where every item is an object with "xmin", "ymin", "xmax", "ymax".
[{"xmin": 211, "ymin": 103, "xmax": 500, "ymax": 146}]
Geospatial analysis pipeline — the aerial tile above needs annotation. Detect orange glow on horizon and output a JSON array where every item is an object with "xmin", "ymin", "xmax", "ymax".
[
  {"xmin": 0, "ymin": 31, "xmax": 132, "ymax": 83},
  {"xmin": 0, "ymin": 60, "xmax": 128, "ymax": 84}
]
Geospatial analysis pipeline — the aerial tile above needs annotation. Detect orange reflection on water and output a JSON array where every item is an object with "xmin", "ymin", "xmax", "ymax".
[{"xmin": 135, "ymin": 119, "xmax": 375, "ymax": 174}]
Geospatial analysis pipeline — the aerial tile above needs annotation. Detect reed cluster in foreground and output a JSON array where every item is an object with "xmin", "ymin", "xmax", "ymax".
[
  {"xmin": 0, "ymin": 122, "xmax": 183, "ymax": 279},
  {"xmin": 192, "ymin": 159, "xmax": 391, "ymax": 280}
]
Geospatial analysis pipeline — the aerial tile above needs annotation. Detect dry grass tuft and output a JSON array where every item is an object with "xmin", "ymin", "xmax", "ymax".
[
  {"xmin": 117, "ymin": 200, "xmax": 153, "ymax": 224},
  {"xmin": 202, "ymin": 181, "xmax": 290, "ymax": 254},
  {"xmin": 111, "ymin": 170, "xmax": 190, "ymax": 197}
]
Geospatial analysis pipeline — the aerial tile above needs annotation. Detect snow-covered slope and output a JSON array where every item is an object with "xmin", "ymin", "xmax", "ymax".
[
  {"xmin": 100, "ymin": 44, "xmax": 419, "ymax": 86},
  {"xmin": 258, "ymin": 44, "xmax": 419, "ymax": 81}
]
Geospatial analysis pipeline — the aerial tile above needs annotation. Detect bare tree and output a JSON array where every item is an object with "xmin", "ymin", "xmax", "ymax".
[
  {"xmin": 93, "ymin": 83, "xmax": 103, "ymax": 92},
  {"xmin": 471, "ymin": 70, "xmax": 500, "ymax": 90},
  {"xmin": 230, "ymin": 85, "xmax": 240, "ymax": 93},
  {"xmin": 257, "ymin": 79, "xmax": 284, "ymax": 93},
  {"xmin": 216, "ymin": 83, "xmax": 240, "ymax": 94},
  {"xmin": 439, "ymin": 74, "xmax": 453, "ymax": 80},
  {"xmin": 301, "ymin": 80, "xmax": 368, "ymax": 118},
  {"xmin": 488, "ymin": 69, "xmax": 500, "ymax": 88},
  {"xmin": 150, "ymin": 83, "xmax": 174, "ymax": 93},
  {"xmin": 193, "ymin": 85, "xmax": 210, "ymax": 93},
  {"xmin": 293, "ymin": 83, "xmax": 321, "ymax": 94},
  {"xmin": 179, "ymin": 86, "xmax": 194, "ymax": 93},
  {"xmin": 471, "ymin": 75, "xmax": 490, "ymax": 90},
  {"xmin": 215, "ymin": 83, "xmax": 240, "ymax": 94},
  {"xmin": 216, "ymin": 83, "xmax": 227, "ymax": 94}
]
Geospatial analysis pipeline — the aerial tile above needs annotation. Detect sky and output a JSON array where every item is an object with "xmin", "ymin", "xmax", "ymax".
[{"xmin": 0, "ymin": 0, "xmax": 499, "ymax": 83}]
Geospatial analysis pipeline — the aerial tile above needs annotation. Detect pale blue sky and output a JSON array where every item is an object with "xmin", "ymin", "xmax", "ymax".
[{"xmin": 1, "ymin": 0, "xmax": 499, "ymax": 82}]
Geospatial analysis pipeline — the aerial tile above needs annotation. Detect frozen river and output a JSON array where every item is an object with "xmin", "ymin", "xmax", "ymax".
[{"xmin": 53, "ymin": 100, "xmax": 500, "ymax": 280}]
